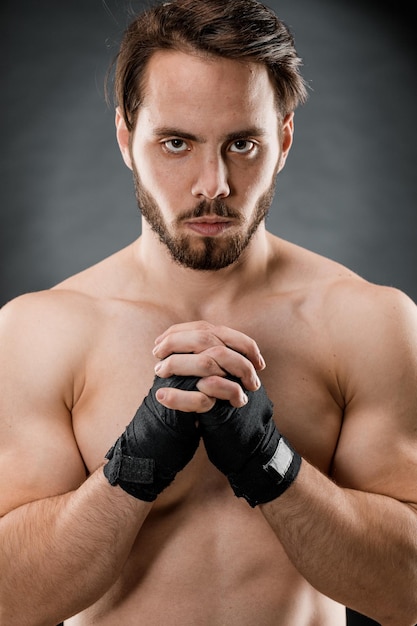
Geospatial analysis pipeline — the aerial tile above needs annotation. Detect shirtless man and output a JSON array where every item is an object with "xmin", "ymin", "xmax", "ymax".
[{"xmin": 1, "ymin": 1, "xmax": 417, "ymax": 625}]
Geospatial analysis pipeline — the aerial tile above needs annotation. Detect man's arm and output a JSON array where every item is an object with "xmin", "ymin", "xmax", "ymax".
[
  {"xmin": 0, "ymin": 293, "xmax": 154, "ymax": 624},
  {"xmin": 153, "ymin": 294, "xmax": 417, "ymax": 626},
  {"xmin": 260, "ymin": 460, "xmax": 417, "ymax": 625},
  {"xmin": 260, "ymin": 284, "xmax": 417, "ymax": 624},
  {"xmin": 0, "ymin": 469, "xmax": 151, "ymax": 625}
]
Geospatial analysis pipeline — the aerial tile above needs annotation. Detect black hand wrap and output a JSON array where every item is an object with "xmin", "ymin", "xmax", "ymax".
[
  {"xmin": 198, "ymin": 378, "xmax": 301, "ymax": 507},
  {"xmin": 103, "ymin": 376, "xmax": 200, "ymax": 502}
]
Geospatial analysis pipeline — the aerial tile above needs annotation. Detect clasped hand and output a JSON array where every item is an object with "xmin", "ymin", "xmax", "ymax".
[
  {"xmin": 152, "ymin": 320, "xmax": 265, "ymax": 410},
  {"xmin": 104, "ymin": 321, "xmax": 301, "ymax": 507}
]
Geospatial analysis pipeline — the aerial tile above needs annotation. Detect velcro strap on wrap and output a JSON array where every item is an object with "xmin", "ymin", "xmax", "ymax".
[{"xmin": 104, "ymin": 439, "xmax": 155, "ymax": 485}]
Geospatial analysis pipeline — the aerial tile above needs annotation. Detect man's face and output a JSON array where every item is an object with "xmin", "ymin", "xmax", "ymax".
[{"xmin": 117, "ymin": 50, "xmax": 293, "ymax": 270}]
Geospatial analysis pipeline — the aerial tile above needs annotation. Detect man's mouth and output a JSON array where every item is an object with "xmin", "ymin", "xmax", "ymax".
[{"xmin": 185, "ymin": 218, "xmax": 233, "ymax": 236}]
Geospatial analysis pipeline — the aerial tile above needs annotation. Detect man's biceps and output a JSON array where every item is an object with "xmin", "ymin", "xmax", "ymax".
[
  {"xmin": 333, "ymin": 420, "xmax": 417, "ymax": 502},
  {"xmin": 0, "ymin": 427, "xmax": 87, "ymax": 516}
]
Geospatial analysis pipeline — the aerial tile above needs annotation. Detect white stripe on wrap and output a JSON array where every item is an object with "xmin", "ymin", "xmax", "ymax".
[{"xmin": 266, "ymin": 438, "xmax": 293, "ymax": 478}]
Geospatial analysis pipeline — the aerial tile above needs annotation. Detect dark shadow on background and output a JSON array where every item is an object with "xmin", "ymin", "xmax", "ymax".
[{"xmin": 347, "ymin": 609, "xmax": 380, "ymax": 626}]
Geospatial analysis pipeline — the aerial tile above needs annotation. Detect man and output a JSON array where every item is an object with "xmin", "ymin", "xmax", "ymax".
[{"xmin": 0, "ymin": 0, "xmax": 416, "ymax": 624}]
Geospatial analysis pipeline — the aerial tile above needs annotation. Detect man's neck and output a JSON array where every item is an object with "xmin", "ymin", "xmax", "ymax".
[{"xmin": 133, "ymin": 227, "xmax": 273, "ymax": 317}]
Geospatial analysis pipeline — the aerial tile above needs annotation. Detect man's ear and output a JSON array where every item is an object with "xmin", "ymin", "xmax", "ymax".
[
  {"xmin": 115, "ymin": 107, "xmax": 133, "ymax": 170},
  {"xmin": 277, "ymin": 112, "xmax": 294, "ymax": 173}
]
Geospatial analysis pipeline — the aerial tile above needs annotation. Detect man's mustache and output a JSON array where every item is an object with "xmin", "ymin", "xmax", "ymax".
[{"xmin": 179, "ymin": 199, "xmax": 241, "ymax": 220}]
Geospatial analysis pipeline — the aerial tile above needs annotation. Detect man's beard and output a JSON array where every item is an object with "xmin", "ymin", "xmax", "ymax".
[{"xmin": 132, "ymin": 163, "xmax": 276, "ymax": 271}]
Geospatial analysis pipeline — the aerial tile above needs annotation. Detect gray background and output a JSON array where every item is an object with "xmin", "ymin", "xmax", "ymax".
[
  {"xmin": 1, "ymin": 3, "xmax": 415, "ymax": 625},
  {"xmin": 1, "ymin": 0, "xmax": 416, "ymax": 308}
]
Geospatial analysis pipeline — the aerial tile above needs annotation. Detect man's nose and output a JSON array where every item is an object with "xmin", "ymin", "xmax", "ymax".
[{"xmin": 191, "ymin": 153, "xmax": 231, "ymax": 200}]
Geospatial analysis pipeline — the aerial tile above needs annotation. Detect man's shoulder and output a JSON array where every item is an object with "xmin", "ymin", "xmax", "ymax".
[
  {"xmin": 0, "ymin": 287, "xmax": 97, "ymax": 321},
  {"xmin": 275, "ymin": 238, "xmax": 416, "ymax": 330},
  {"xmin": 319, "ymin": 275, "xmax": 417, "ymax": 370},
  {"xmin": 0, "ymin": 288, "xmax": 102, "ymax": 356},
  {"xmin": 323, "ymin": 272, "xmax": 416, "ymax": 318},
  {"xmin": 278, "ymin": 238, "xmax": 415, "ymax": 307}
]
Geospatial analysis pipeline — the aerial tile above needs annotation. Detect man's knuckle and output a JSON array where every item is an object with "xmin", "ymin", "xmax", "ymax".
[
  {"xmin": 201, "ymin": 396, "xmax": 215, "ymax": 412},
  {"xmin": 195, "ymin": 330, "xmax": 217, "ymax": 350},
  {"xmin": 199, "ymin": 355, "xmax": 218, "ymax": 373},
  {"xmin": 207, "ymin": 345, "xmax": 227, "ymax": 359},
  {"xmin": 196, "ymin": 321, "xmax": 213, "ymax": 333}
]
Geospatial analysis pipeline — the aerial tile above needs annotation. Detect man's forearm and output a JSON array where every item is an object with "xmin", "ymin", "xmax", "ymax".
[
  {"xmin": 0, "ymin": 468, "xmax": 151, "ymax": 625},
  {"xmin": 261, "ymin": 461, "xmax": 417, "ymax": 626}
]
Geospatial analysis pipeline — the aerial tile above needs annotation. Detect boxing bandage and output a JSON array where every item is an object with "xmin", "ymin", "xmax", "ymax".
[
  {"xmin": 103, "ymin": 376, "xmax": 200, "ymax": 501},
  {"xmin": 198, "ymin": 379, "xmax": 301, "ymax": 507}
]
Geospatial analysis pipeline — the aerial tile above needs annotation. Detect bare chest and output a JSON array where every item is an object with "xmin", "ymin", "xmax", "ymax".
[{"xmin": 71, "ymin": 298, "xmax": 344, "ymax": 479}]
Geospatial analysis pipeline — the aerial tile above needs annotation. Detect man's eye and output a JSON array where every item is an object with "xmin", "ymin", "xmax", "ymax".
[
  {"xmin": 163, "ymin": 139, "xmax": 189, "ymax": 153},
  {"xmin": 229, "ymin": 140, "xmax": 256, "ymax": 154}
]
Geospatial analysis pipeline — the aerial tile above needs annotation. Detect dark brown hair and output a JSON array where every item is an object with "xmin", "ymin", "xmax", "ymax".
[{"xmin": 111, "ymin": 0, "xmax": 308, "ymax": 130}]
